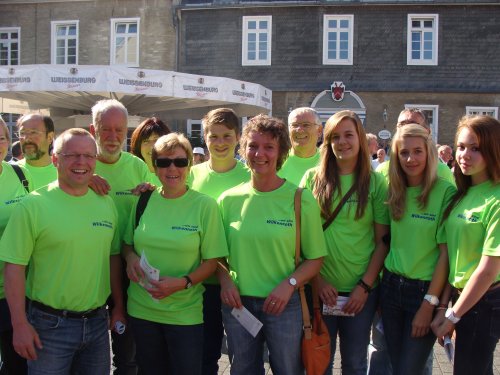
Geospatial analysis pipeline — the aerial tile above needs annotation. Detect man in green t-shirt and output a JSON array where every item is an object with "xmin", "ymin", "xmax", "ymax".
[
  {"xmin": 188, "ymin": 108, "xmax": 249, "ymax": 375},
  {"xmin": 89, "ymin": 99, "xmax": 150, "ymax": 375},
  {"xmin": 278, "ymin": 107, "xmax": 322, "ymax": 186},
  {"xmin": 0, "ymin": 128, "xmax": 123, "ymax": 374},
  {"xmin": 16, "ymin": 114, "xmax": 57, "ymax": 190}
]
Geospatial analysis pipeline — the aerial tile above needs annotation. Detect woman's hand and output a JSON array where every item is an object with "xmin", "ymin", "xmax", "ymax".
[
  {"xmin": 431, "ymin": 308, "xmax": 455, "ymax": 345},
  {"xmin": 343, "ymin": 285, "xmax": 369, "ymax": 315},
  {"xmin": 146, "ymin": 277, "xmax": 185, "ymax": 300},
  {"xmin": 263, "ymin": 280, "xmax": 295, "ymax": 315},
  {"xmin": 124, "ymin": 252, "xmax": 144, "ymax": 283},
  {"xmin": 317, "ymin": 275, "xmax": 338, "ymax": 307},
  {"xmin": 220, "ymin": 278, "xmax": 242, "ymax": 309},
  {"xmin": 411, "ymin": 302, "xmax": 434, "ymax": 337}
]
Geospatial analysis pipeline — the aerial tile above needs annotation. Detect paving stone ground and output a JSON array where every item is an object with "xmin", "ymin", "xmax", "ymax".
[{"xmin": 217, "ymin": 338, "xmax": 500, "ymax": 375}]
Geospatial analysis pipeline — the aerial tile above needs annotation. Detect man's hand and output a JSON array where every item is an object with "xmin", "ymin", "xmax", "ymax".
[
  {"xmin": 89, "ymin": 174, "xmax": 111, "ymax": 196},
  {"xmin": 130, "ymin": 182, "xmax": 155, "ymax": 196},
  {"xmin": 13, "ymin": 321, "xmax": 42, "ymax": 360}
]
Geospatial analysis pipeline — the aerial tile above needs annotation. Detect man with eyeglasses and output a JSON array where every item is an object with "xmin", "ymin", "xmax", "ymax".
[
  {"xmin": 375, "ymin": 108, "xmax": 455, "ymax": 185},
  {"xmin": 89, "ymin": 99, "xmax": 150, "ymax": 375},
  {"xmin": 279, "ymin": 107, "xmax": 323, "ymax": 186},
  {"xmin": 16, "ymin": 114, "xmax": 57, "ymax": 190},
  {"xmin": 0, "ymin": 128, "xmax": 123, "ymax": 374}
]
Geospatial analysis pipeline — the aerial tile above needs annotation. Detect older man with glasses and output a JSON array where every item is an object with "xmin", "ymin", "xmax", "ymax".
[{"xmin": 15, "ymin": 114, "xmax": 57, "ymax": 190}]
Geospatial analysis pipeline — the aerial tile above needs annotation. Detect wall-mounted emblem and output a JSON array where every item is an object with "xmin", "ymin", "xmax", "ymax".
[{"xmin": 330, "ymin": 81, "xmax": 345, "ymax": 102}]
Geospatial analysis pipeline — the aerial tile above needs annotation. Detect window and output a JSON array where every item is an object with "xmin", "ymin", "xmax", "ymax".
[
  {"xmin": 110, "ymin": 18, "xmax": 140, "ymax": 67},
  {"xmin": 466, "ymin": 106, "xmax": 498, "ymax": 119},
  {"xmin": 187, "ymin": 120, "xmax": 203, "ymax": 142},
  {"xmin": 0, "ymin": 28, "xmax": 20, "ymax": 65},
  {"xmin": 407, "ymin": 14, "xmax": 438, "ymax": 66},
  {"xmin": 323, "ymin": 15, "xmax": 354, "ymax": 65},
  {"xmin": 51, "ymin": 21, "xmax": 78, "ymax": 64},
  {"xmin": 242, "ymin": 16, "xmax": 272, "ymax": 66},
  {"xmin": 405, "ymin": 104, "xmax": 439, "ymax": 142}
]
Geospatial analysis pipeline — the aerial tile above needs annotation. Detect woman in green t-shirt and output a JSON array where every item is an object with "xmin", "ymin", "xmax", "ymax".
[
  {"xmin": 217, "ymin": 114, "xmax": 326, "ymax": 375},
  {"xmin": 381, "ymin": 124, "xmax": 455, "ymax": 375},
  {"xmin": 123, "ymin": 133, "xmax": 228, "ymax": 375},
  {"xmin": 302, "ymin": 110, "xmax": 390, "ymax": 374},
  {"xmin": 431, "ymin": 115, "xmax": 500, "ymax": 375},
  {"xmin": 0, "ymin": 118, "xmax": 30, "ymax": 374}
]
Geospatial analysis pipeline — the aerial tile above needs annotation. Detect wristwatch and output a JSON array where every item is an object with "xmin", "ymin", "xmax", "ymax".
[
  {"xmin": 183, "ymin": 275, "xmax": 193, "ymax": 289},
  {"xmin": 288, "ymin": 277, "xmax": 297, "ymax": 288},
  {"xmin": 445, "ymin": 308, "xmax": 461, "ymax": 324},
  {"xmin": 423, "ymin": 294, "xmax": 440, "ymax": 306}
]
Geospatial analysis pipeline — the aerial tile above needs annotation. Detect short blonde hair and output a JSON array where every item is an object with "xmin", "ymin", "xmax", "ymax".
[
  {"xmin": 53, "ymin": 128, "xmax": 96, "ymax": 155},
  {"xmin": 152, "ymin": 132, "xmax": 193, "ymax": 167}
]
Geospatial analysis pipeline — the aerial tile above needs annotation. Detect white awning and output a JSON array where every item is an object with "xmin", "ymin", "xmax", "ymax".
[{"xmin": 0, "ymin": 65, "xmax": 272, "ymax": 120}]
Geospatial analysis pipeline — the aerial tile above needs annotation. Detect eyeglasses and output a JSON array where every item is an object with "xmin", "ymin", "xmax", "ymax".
[
  {"xmin": 289, "ymin": 122, "xmax": 317, "ymax": 130},
  {"xmin": 58, "ymin": 153, "xmax": 97, "ymax": 160},
  {"xmin": 16, "ymin": 130, "xmax": 46, "ymax": 138},
  {"xmin": 155, "ymin": 157, "xmax": 189, "ymax": 168}
]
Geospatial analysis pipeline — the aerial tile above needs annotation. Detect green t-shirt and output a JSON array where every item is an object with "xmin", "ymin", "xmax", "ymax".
[
  {"xmin": 439, "ymin": 181, "xmax": 500, "ymax": 289},
  {"xmin": 0, "ymin": 161, "xmax": 33, "ymax": 300},
  {"xmin": 384, "ymin": 178, "xmax": 456, "ymax": 280},
  {"xmin": 95, "ymin": 152, "xmax": 150, "ymax": 241},
  {"xmin": 218, "ymin": 181, "xmax": 327, "ymax": 298},
  {"xmin": 123, "ymin": 188, "xmax": 228, "ymax": 325},
  {"xmin": 17, "ymin": 159, "xmax": 57, "ymax": 190},
  {"xmin": 279, "ymin": 150, "xmax": 320, "ymax": 186},
  {"xmin": 376, "ymin": 160, "xmax": 455, "ymax": 186},
  {"xmin": 301, "ymin": 170, "xmax": 390, "ymax": 292},
  {"xmin": 188, "ymin": 160, "xmax": 250, "ymax": 284},
  {"xmin": 0, "ymin": 182, "xmax": 120, "ymax": 311}
]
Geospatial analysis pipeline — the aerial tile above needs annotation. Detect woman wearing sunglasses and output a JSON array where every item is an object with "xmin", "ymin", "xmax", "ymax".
[{"xmin": 122, "ymin": 133, "xmax": 228, "ymax": 375}]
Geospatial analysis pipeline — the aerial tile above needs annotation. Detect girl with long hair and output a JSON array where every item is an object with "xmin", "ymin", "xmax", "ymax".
[
  {"xmin": 381, "ymin": 124, "xmax": 455, "ymax": 375},
  {"xmin": 432, "ymin": 115, "xmax": 500, "ymax": 375},
  {"xmin": 301, "ymin": 110, "xmax": 389, "ymax": 374}
]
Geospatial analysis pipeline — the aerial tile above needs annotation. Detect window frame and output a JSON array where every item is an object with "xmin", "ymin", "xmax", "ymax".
[
  {"xmin": 404, "ymin": 104, "xmax": 439, "ymax": 143},
  {"xmin": 322, "ymin": 14, "xmax": 354, "ymax": 66},
  {"xmin": 466, "ymin": 106, "xmax": 498, "ymax": 119},
  {"xmin": 407, "ymin": 14, "xmax": 439, "ymax": 66},
  {"xmin": 110, "ymin": 17, "xmax": 140, "ymax": 67},
  {"xmin": 242, "ymin": 15, "xmax": 272, "ymax": 66},
  {"xmin": 0, "ymin": 27, "xmax": 21, "ymax": 66},
  {"xmin": 187, "ymin": 119, "xmax": 204, "ymax": 141},
  {"xmin": 51, "ymin": 20, "xmax": 79, "ymax": 65}
]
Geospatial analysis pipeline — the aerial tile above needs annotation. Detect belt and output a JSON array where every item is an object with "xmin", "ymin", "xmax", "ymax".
[
  {"xmin": 30, "ymin": 300, "xmax": 104, "ymax": 319},
  {"xmin": 456, "ymin": 281, "xmax": 500, "ymax": 294}
]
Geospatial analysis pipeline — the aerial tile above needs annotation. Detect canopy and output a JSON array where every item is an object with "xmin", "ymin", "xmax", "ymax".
[{"xmin": 0, "ymin": 65, "xmax": 272, "ymax": 120}]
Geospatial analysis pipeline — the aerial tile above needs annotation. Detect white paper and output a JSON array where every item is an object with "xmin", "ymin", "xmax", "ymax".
[
  {"xmin": 322, "ymin": 296, "xmax": 355, "ymax": 317},
  {"xmin": 375, "ymin": 318, "xmax": 384, "ymax": 334},
  {"xmin": 231, "ymin": 307, "xmax": 263, "ymax": 337},
  {"xmin": 444, "ymin": 335, "xmax": 454, "ymax": 363},
  {"xmin": 139, "ymin": 251, "xmax": 160, "ymax": 302}
]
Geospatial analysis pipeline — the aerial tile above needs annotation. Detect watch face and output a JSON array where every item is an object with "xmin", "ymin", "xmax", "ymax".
[{"xmin": 289, "ymin": 277, "xmax": 297, "ymax": 286}]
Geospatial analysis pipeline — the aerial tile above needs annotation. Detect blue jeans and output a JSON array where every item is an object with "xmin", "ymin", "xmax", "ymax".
[
  {"xmin": 202, "ymin": 284, "xmax": 224, "ymax": 375},
  {"xmin": 453, "ymin": 286, "xmax": 500, "ymax": 375},
  {"xmin": 322, "ymin": 286, "xmax": 379, "ymax": 375},
  {"xmin": 27, "ymin": 304, "xmax": 110, "ymax": 375},
  {"xmin": 380, "ymin": 270, "xmax": 436, "ymax": 375},
  {"xmin": 130, "ymin": 316, "xmax": 203, "ymax": 375},
  {"xmin": 222, "ymin": 293, "xmax": 303, "ymax": 375}
]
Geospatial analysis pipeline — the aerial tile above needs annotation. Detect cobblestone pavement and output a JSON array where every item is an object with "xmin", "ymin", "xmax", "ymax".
[{"xmin": 217, "ymin": 339, "xmax": 500, "ymax": 375}]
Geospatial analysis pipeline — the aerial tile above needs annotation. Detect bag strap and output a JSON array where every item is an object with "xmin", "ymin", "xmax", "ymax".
[
  {"xmin": 322, "ymin": 184, "xmax": 356, "ymax": 231},
  {"xmin": 11, "ymin": 164, "xmax": 30, "ymax": 193},
  {"xmin": 135, "ymin": 189, "xmax": 153, "ymax": 229},
  {"xmin": 294, "ymin": 188, "xmax": 313, "ymax": 340}
]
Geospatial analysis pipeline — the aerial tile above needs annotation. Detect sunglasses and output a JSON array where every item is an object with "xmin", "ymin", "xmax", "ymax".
[{"xmin": 155, "ymin": 157, "xmax": 189, "ymax": 168}]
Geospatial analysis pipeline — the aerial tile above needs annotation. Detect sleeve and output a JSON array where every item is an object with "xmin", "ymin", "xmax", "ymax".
[
  {"xmin": 200, "ymin": 196, "xmax": 229, "ymax": 260},
  {"xmin": 372, "ymin": 172, "xmax": 390, "ymax": 225},
  {"xmin": 483, "ymin": 199, "xmax": 500, "ymax": 256},
  {"xmin": 299, "ymin": 189, "xmax": 327, "ymax": 260},
  {"xmin": 0, "ymin": 201, "xmax": 35, "ymax": 265},
  {"xmin": 299, "ymin": 167, "xmax": 316, "ymax": 189},
  {"xmin": 187, "ymin": 169, "xmax": 194, "ymax": 188},
  {"xmin": 122, "ymin": 198, "xmax": 138, "ymax": 246},
  {"xmin": 436, "ymin": 181, "xmax": 457, "ymax": 244},
  {"xmin": 109, "ymin": 199, "xmax": 121, "ymax": 256}
]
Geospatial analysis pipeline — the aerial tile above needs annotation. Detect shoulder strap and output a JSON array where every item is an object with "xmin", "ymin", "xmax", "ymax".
[
  {"xmin": 322, "ymin": 184, "xmax": 356, "ymax": 232},
  {"xmin": 135, "ymin": 189, "xmax": 153, "ymax": 229},
  {"xmin": 11, "ymin": 164, "xmax": 30, "ymax": 193},
  {"xmin": 294, "ymin": 188, "xmax": 313, "ymax": 339}
]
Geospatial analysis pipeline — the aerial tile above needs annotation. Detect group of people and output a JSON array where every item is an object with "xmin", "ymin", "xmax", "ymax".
[{"xmin": 0, "ymin": 101, "xmax": 498, "ymax": 375}]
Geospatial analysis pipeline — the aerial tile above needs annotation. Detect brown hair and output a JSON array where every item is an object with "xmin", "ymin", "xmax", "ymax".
[
  {"xmin": 130, "ymin": 117, "xmax": 171, "ymax": 161},
  {"xmin": 312, "ymin": 110, "xmax": 371, "ymax": 220},
  {"xmin": 239, "ymin": 114, "xmax": 291, "ymax": 171},
  {"xmin": 202, "ymin": 108, "xmax": 240, "ymax": 134}
]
